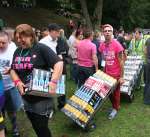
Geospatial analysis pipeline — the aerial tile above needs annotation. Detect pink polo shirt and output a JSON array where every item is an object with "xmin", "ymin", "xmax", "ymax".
[
  {"xmin": 77, "ymin": 39, "xmax": 97, "ymax": 67},
  {"xmin": 99, "ymin": 39, "xmax": 124, "ymax": 77}
]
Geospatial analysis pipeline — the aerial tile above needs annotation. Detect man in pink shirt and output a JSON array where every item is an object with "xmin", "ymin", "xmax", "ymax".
[
  {"xmin": 77, "ymin": 29, "xmax": 98, "ymax": 87},
  {"xmin": 99, "ymin": 24, "xmax": 124, "ymax": 120}
]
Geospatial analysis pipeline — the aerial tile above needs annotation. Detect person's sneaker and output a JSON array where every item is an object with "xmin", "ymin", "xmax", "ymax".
[
  {"xmin": 107, "ymin": 108, "xmax": 113, "ymax": 114},
  {"xmin": 108, "ymin": 109, "xmax": 117, "ymax": 120},
  {"xmin": 13, "ymin": 128, "xmax": 20, "ymax": 137},
  {"xmin": 141, "ymin": 83, "xmax": 145, "ymax": 87},
  {"xmin": 49, "ymin": 110, "xmax": 54, "ymax": 119}
]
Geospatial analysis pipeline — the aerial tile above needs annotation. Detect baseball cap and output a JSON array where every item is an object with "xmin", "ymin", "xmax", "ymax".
[{"xmin": 48, "ymin": 23, "xmax": 61, "ymax": 31}]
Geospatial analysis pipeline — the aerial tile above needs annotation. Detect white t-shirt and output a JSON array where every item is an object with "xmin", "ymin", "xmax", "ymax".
[
  {"xmin": 68, "ymin": 35, "xmax": 76, "ymax": 47},
  {"xmin": 39, "ymin": 35, "xmax": 57, "ymax": 53},
  {"xmin": 0, "ymin": 41, "xmax": 17, "ymax": 90}
]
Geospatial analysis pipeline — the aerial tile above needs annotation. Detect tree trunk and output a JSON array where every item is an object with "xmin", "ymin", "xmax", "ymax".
[
  {"xmin": 31, "ymin": 0, "xmax": 36, "ymax": 7},
  {"xmin": 93, "ymin": 0, "xmax": 103, "ymax": 30},
  {"xmin": 79, "ymin": 0, "xmax": 93, "ymax": 30}
]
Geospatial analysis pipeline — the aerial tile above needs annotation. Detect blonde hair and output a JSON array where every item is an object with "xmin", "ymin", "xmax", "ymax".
[{"xmin": 103, "ymin": 24, "xmax": 113, "ymax": 32}]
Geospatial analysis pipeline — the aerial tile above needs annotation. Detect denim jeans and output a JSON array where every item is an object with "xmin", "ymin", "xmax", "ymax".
[{"xmin": 4, "ymin": 87, "xmax": 23, "ymax": 112}]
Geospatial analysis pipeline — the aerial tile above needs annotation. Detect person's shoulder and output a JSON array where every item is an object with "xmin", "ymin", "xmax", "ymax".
[
  {"xmin": 39, "ymin": 35, "xmax": 49, "ymax": 43},
  {"xmin": 36, "ymin": 43, "xmax": 55, "ymax": 54},
  {"xmin": 90, "ymin": 41, "xmax": 96, "ymax": 47},
  {"xmin": 8, "ymin": 41, "xmax": 17, "ymax": 50},
  {"xmin": 112, "ymin": 39, "xmax": 122, "ymax": 46},
  {"xmin": 36, "ymin": 42, "xmax": 49, "ymax": 49}
]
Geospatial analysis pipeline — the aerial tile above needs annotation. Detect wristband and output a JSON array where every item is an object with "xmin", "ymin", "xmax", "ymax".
[
  {"xmin": 14, "ymin": 80, "xmax": 21, "ymax": 87},
  {"xmin": 50, "ymin": 79, "xmax": 58, "ymax": 85}
]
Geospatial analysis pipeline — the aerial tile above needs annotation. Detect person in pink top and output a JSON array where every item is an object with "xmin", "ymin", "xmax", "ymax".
[
  {"xmin": 76, "ymin": 29, "xmax": 98, "ymax": 88},
  {"xmin": 99, "ymin": 24, "xmax": 125, "ymax": 120}
]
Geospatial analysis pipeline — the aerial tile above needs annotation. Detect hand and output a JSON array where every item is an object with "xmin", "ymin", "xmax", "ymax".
[
  {"xmin": 2, "ymin": 67, "xmax": 10, "ymax": 75},
  {"xmin": 48, "ymin": 82, "xmax": 57, "ymax": 95},
  {"xmin": 118, "ymin": 77, "xmax": 125, "ymax": 85},
  {"xmin": 16, "ymin": 81, "xmax": 26, "ymax": 95}
]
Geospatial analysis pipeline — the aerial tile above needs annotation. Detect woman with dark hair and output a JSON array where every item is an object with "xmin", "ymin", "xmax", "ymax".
[
  {"xmin": 76, "ymin": 29, "xmax": 98, "ymax": 88},
  {"xmin": 10, "ymin": 24, "xmax": 63, "ymax": 137}
]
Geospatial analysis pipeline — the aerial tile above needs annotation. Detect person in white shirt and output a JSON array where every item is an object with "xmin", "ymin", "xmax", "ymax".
[
  {"xmin": 0, "ymin": 31, "xmax": 23, "ymax": 137},
  {"xmin": 39, "ymin": 23, "xmax": 61, "ymax": 53}
]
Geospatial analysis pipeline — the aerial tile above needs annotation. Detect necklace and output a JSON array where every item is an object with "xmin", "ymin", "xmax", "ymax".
[{"xmin": 18, "ymin": 48, "xmax": 30, "ymax": 64}]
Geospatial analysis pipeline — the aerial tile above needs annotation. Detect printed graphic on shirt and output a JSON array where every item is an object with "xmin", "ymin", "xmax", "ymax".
[
  {"xmin": 12, "ymin": 56, "xmax": 33, "ymax": 70},
  {"xmin": 103, "ymin": 50, "xmax": 115, "ymax": 66},
  {"xmin": 0, "ymin": 59, "xmax": 10, "ymax": 72}
]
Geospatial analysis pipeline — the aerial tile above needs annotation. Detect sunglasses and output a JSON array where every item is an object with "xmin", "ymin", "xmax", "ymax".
[{"xmin": 104, "ymin": 30, "xmax": 112, "ymax": 33}]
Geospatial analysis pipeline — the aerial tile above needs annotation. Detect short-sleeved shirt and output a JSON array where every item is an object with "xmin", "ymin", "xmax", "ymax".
[
  {"xmin": 39, "ymin": 35, "xmax": 57, "ymax": 53},
  {"xmin": 77, "ymin": 39, "xmax": 97, "ymax": 67},
  {"xmin": 11, "ymin": 43, "xmax": 61, "ymax": 103},
  {"xmin": 99, "ymin": 39, "xmax": 124, "ymax": 77},
  {"xmin": 0, "ymin": 42, "xmax": 16, "ymax": 90}
]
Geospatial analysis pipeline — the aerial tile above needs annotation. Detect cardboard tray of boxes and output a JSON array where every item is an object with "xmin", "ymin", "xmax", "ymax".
[
  {"xmin": 61, "ymin": 70, "xmax": 117, "ymax": 129},
  {"xmin": 24, "ymin": 68, "xmax": 65, "ymax": 97},
  {"xmin": 120, "ymin": 55, "xmax": 143, "ymax": 102}
]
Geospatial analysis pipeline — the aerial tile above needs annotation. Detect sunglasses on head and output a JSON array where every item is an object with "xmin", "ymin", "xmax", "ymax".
[{"xmin": 104, "ymin": 30, "xmax": 112, "ymax": 33}]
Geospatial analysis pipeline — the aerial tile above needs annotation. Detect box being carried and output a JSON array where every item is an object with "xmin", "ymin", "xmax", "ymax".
[
  {"xmin": 25, "ymin": 68, "xmax": 65, "ymax": 97},
  {"xmin": 62, "ymin": 70, "xmax": 117, "ymax": 129}
]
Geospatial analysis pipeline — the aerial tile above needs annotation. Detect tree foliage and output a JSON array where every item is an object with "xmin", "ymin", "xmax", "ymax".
[
  {"xmin": 102, "ymin": 0, "xmax": 150, "ymax": 30},
  {"xmin": 11, "ymin": 0, "xmax": 150, "ymax": 30}
]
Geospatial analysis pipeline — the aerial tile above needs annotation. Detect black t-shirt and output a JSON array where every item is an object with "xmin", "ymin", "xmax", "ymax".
[
  {"xmin": 56, "ymin": 37, "xmax": 69, "ymax": 74},
  {"xmin": 117, "ymin": 36, "xmax": 127, "ymax": 49},
  {"xmin": 11, "ymin": 43, "xmax": 61, "ymax": 103}
]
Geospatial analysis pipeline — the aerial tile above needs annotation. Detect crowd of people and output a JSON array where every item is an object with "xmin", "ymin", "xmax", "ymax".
[{"xmin": 0, "ymin": 22, "xmax": 150, "ymax": 137}]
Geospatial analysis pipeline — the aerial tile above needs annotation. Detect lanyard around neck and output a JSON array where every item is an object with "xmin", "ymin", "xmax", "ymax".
[{"xmin": 18, "ymin": 48, "xmax": 30, "ymax": 64}]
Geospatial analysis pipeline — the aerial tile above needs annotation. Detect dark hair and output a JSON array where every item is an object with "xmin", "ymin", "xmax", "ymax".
[
  {"xmin": 41, "ymin": 27, "xmax": 48, "ymax": 32},
  {"xmin": 134, "ymin": 28, "xmax": 143, "ymax": 33},
  {"xmin": 145, "ymin": 38, "xmax": 150, "ymax": 46},
  {"xmin": 75, "ymin": 29, "xmax": 83, "ymax": 37},
  {"xmin": 48, "ymin": 23, "xmax": 61, "ymax": 31},
  {"xmin": 83, "ymin": 29, "xmax": 93, "ymax": 38}
]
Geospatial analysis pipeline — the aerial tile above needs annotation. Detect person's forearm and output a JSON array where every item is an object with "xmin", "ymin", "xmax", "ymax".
[
  {"xmin": 118, "ymin": 53, "xmax": 124, "ymax": 77},
  {"xmin": 10, "ymin": 69, "xmax": 20, "ymax": 81},
  {"xmin": 51, "ymin": 61, "xmax": 63, "ymax": 81},
  {"xmin": 120, "ymin": 60, "xmax": 124, "ymax": 77},
  {"xmin": 93, "ymin": 54, "xmax": 98, "ymax": 71}
]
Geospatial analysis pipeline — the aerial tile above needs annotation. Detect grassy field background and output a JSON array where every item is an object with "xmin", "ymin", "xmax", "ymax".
[
  {"xmin": 5, "ymin": 72, "xmax": 150, "ymax": 137},
  {"xmin": 1, "ymin": 7, "xmax": 150, "ymax": 137}
]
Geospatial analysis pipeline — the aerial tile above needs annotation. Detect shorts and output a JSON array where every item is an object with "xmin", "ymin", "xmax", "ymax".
[
  {"xmin": 23, "ymin": 98, "xmax": 53, "ymax": 116},
  {"xmin": 4, "ymin": 87, "xmax": 23, "ymax": 112},
  {"xmin": 0, "ymin": 113, "xmax": 5, "ymax": 131}
]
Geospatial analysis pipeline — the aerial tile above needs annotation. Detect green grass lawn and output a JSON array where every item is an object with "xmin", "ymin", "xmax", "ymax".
[
  {"xmin": 2, "ymin": 6, "xmax": 150, "ymax": 137},
  {"xmin": 5, "ymin": 73, "xmax": 150, "ymax": 137}
]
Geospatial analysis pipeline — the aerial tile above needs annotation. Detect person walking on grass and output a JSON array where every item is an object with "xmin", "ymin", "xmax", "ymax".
[
  {"xmin": 76, "ymin": 28, "xmax": 98, "ymax": 88},
  {"xmin": 10, "ymin": 24, "xmax": 63, "ymax": 137},
  {"xmin": 99, "ymin": 24, "xmax": 125, "ymax": 120},
  {"xmin": 0, "ymin": 31, "xmax": 23, "ymax": 137}
]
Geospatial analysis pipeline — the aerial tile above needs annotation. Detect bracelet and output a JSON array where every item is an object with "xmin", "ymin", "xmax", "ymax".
[
  {"xmin": 14, "ymin": 80, "xmax": 21, "ymax": 87},
  {"xmin": 50, "ymin": 79, "xmax": 58, "ymax": 85}
]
